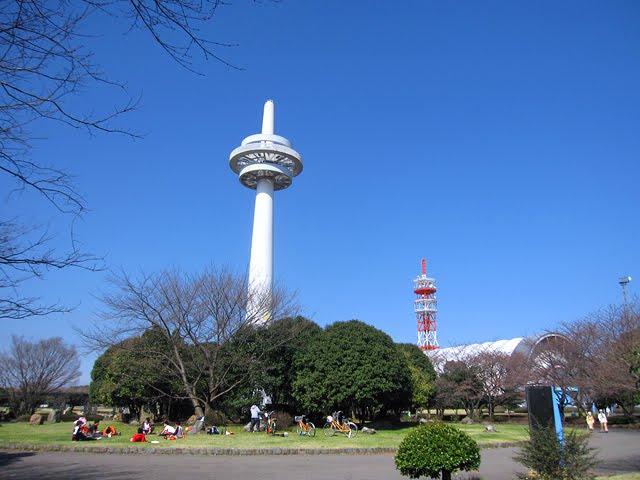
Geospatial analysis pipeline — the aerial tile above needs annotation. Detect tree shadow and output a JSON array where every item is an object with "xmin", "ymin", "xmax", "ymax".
[{"xmin": 0, "ymin": 452, "xmax": 36, "ymax": 467}]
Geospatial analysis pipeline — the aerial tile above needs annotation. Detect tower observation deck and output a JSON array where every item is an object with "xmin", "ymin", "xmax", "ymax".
[{"xmin": 414, "ymin": 259, "xmax": 439, "ymax": 351}]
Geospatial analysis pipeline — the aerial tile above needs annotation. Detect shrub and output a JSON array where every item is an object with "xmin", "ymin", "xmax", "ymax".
[
  {"xmin": 513, "ymin": 426, "xmax": 597, "ymax": 479},
  {"xmin": 395, "ymin": 422, "xmax": 481, "ymax": 480},
  {"xmin": 608, "ymin": 415, "xmax": 638, "ymax": 425}
]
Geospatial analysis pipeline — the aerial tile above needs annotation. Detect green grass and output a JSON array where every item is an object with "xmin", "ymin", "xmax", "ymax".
[{"xmin": 0, "ymin": 421, "xmax": 528, "ymax": 451}]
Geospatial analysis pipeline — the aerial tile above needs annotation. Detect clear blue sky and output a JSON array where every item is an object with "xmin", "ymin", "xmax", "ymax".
[{"xmin": 2, "ymin": 0, "xmax": 639, "ymax": 384}]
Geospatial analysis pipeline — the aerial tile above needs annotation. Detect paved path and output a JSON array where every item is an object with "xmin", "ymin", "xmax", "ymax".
[{"xmin": 1, "ymin": 430, "xmax": 638, "ymax": 479}]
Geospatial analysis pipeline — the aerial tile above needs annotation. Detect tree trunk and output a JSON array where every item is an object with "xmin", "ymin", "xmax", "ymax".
[{"xmin": 442, "ymin": 470, "xmax": 452, "ymax": 480}]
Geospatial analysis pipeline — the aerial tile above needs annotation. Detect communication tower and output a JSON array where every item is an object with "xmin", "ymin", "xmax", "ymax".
[
  {"xmin": 414, "ymin": 259, "xmax": 439, "ymax": 350},
  {"xmin": 229, "ymin": 100, "xmax": 303, "ymax": 323}
]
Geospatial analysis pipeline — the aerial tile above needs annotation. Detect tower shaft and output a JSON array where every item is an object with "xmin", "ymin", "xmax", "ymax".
[{"xmin": 248, "ymin": 178, "xmax": 274, "ymax": 320}]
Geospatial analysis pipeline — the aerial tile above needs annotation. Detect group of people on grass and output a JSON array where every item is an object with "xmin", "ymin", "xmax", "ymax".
[
  {"xmin": 130, "ymin": 419, "xmax": 185, "ymax": 442},
  {"xmin": 71, "ymin": 417, "xmax": 121, "ymax": 441},
  {"xmin": 71, "ymin": 415, "xmax": 186, "ymax": 442}
]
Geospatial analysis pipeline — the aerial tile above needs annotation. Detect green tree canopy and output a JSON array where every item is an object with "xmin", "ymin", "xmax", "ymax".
[
  {"xmin": 397, "ymin": 343, "xmax": 437, "ymax": 413},
  {"xmin": 258, "ymin": 316, "xmax": 323, "ymax": 409},
  {"xmin": 89, "ymin": 330, "xmax": 174, "ymax": 419},
  {"xmin": 291, "ymin": 320, "xmax": 411, "ymax": 420}
]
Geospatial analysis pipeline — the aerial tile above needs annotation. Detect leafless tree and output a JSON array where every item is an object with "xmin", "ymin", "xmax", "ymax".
[
  {"xmin": 559, "ymin": 301, "xmax": 640, "ymax": 416},
  {"xmin": 433, "ymin": 358, "xmax": 484, "ymax": 419},
  {"xmin": 0, "ymin": 335, "xmax": 80, "ymax": 415},
  {"xmin": 0, "ymin": 0, "xmax": 246, "ymax": 320},
  {"xmin": 82, "ymin": 265, "xmax": 300, "ymax": 417},
  {"xmin": 469, "ymin": 349, "xmax": 523, "ymax": 419},
  {"xmin": 516, "ymin": 334, "xmax": 576, "ymax": 418}
]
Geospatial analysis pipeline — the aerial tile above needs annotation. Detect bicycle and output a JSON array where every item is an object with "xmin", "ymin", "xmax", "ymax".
[
  {"xmin": 264, "ymin": 411, "xmax": 277, "ymax": 435},
  {"xmin": 323, "ymin": 411, "xmax": 358, "ymax": 438},
  {"xmin": 295, "ymin": 415, "xmax": 316, "ymax": 437}
]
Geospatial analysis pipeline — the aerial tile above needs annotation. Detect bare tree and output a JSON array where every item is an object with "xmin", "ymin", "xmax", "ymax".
[
  {"xmin": 517, "ymin": 334, "xmax": 576, "ymax": 418},
  {"xmin": 0, "ymin": 0, "xmax": 245, "ymax": 320},
  {"xmin": 434, "ymin": 360, "xmax": 484, "ymax": 419},
  {"xmin": 0, "ymin": 335, "xmax": 80, "ymax": 415},
  {"xmin": 82, "ymin": 265, "xmax": 299, "ymax": 417},
  {"xmin": 559, "ymin": 301, "xmax": 640, "ymax": 416},
  {"xmin": 470, "ymin": 349, "xmax": 522, "ymax": 420}
]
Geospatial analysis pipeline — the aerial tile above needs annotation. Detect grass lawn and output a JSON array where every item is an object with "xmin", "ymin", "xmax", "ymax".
[{"xmin": 0, "ymin": 421, "xmax": 529, "ymax": 451}]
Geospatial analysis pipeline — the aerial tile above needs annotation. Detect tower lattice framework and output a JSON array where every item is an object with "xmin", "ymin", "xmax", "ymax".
[{"xmin": 414, "ymin": 259, "xmax": 439, "ymax": 351}]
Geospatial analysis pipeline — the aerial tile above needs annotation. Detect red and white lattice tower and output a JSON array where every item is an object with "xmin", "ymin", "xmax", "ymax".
[{"xmin": 414, "ymin": 259, "xmax": 439, "ymax": 351}]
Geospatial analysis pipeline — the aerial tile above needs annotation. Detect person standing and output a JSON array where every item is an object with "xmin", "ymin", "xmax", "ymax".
[
  {"xmin": 585, "ymin": 411, "xmax": 595, "ymax": 432},
  {"xmin": 598, "ymin": 409, "xmax": 608, "ymax": 432},
  {"xmin": 250, "ymin": 405, "xmax": 261, "ymax": 433}
]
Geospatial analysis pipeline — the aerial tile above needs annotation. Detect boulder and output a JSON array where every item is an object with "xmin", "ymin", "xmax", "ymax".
[
  {"xmin": 361, "ymin": 427, "xmax": 377, "ymax": 434},
  {"xmin": 243, "ymin": 420, "xmax": 265, "ymax": 432},
  {"xmin": 29, "ymin": 413, "xmax": 43, "ymax": 425},
  {"xmin": 186, "ymin": 415, "xmax": 198, "ymax": 426},
  {"xmin": 112, "ymin": 412, "xmax": 124, "ymax": 423},
  {"xmin": 484, "ymin": 424, "xmax": 496, "ymax": 432},
  {"xmin": 460, "ymin": 416, "xmax": 475, "ymax": 425},
  {"xmin": 47, "ymin": 410, "xmax": 61, "ymax": 423}
]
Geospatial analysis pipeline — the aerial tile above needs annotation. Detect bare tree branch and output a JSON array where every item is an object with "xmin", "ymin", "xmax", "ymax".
[
  {"xmin": 1, "ymin": 0, "xmax": 250, "ymax": 320},
  {"xmin": 81, "ymin": 265, "xmax": 299, "ymax": 416}
]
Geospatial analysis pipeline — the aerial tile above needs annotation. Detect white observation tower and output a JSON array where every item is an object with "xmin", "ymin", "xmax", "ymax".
[{"xmin": 229, "ymin": 101, "xmax": 303, "ymax": 323}]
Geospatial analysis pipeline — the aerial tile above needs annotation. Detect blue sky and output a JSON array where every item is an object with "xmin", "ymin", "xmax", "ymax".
[{"xmin": 2, "ymin": 0, "xmax": 639, "ymax": 384}]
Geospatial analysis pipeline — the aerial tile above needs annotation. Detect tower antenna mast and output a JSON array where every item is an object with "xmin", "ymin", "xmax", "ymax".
[{"xmin": 414, "ymin": 259, "xmax": 439, "ymax": 350}]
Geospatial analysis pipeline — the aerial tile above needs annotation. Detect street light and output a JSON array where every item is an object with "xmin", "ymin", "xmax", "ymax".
[{"xmin": 618, "ymin": 276, "xmax": 632, "ymax": 306}]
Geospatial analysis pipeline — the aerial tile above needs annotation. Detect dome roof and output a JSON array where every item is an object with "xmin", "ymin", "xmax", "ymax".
[{"xmin": 428, "ymin": 332, "xmax": 567, "ymax": 372}]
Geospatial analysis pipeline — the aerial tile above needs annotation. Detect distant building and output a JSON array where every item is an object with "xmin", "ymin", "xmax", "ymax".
[{"xmin": 427, "ymin": 332, "xmax": 569, "ymax": 373}]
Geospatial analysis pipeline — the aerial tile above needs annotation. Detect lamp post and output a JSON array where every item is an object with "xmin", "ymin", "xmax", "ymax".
[{"xmin": 618, "ymin": 276, "xmax": 632, "ymax": 307}]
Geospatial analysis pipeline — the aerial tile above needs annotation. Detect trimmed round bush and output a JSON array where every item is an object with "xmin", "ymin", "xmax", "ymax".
[{"xmin": 395, "ymin": 422, "xmax": 481, "ymax": 480}]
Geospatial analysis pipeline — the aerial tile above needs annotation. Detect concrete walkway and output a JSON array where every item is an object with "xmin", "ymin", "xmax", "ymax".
[{"xmin": 1, "ymin": 429, "xmax": 638, "ymax": 479}]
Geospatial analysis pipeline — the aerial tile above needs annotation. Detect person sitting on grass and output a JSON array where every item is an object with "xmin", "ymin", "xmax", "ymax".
[
  {"xmin": 130, "ymin": 427, "xmax": 146, "ymax": 443},
  {"xmin": 89, "ymin": 421, "xmax": 101, "ymax": 435},
  {"xmin": 102, "ymin": 425, "xmax": 119, "ymax": 437},
  {"xmin": 72, "ymin": 420, "xmax": 99, "ymax": 441},
  {"xmin": 164, "ymin": 422, "xmax": 185, "ymax": 440},
  {"xmin": 159, "ymin": 421, "xmax": 176, "ymax": 437},
  {"xmin": 142, "ymin": 417, "xmax": 154, "ymax": 435}
]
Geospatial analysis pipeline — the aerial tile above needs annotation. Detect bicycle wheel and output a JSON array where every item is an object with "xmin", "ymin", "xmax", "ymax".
[
  {"xmin": 323, "ymin": 422, "xmax": 335, "ymax": 436},
  {"xmin": 346, "ymin": 422, "xmax": 358, "ymax": 438},
  {"xmin": 307, "ymin": 422, "xmax": 316, "ymax": 437}
]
